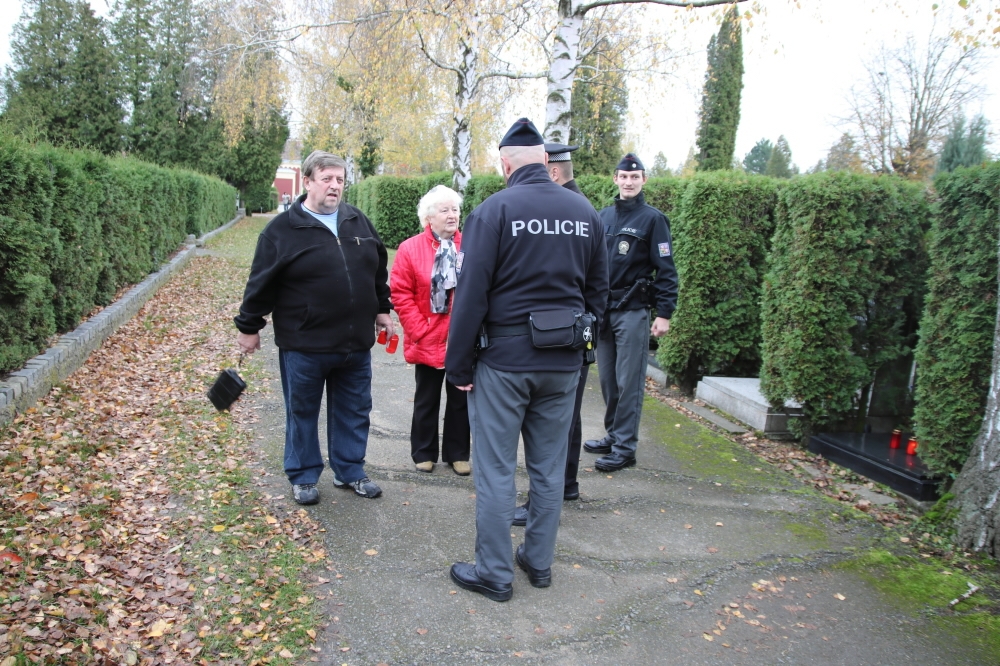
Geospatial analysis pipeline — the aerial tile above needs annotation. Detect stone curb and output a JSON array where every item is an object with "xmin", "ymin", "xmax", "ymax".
[{"xmin": 0, "ymin": 210, "xmax": 246, "ymax": 426}]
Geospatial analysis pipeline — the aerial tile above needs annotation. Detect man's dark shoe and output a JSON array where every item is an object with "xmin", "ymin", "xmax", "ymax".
[
  {"xmin": 515, "ymin": 544, "xmax": 551, "ymax": 588},
  {"xmin": 583, "ymin": 438, "xmax": 612, "ymax": 455},
  {"xmin": 594, "ymin": 452, "xmax": 636, "ymax": 472},
  {"xmin": 513, "ymin": 490, "xmax": 580, "ymax": 526},
  {"xmin": 333, "ymin": 475, "xmax": 382, "ymax": 498},
  {"xmin": 292, "ymin": 483, "xmax": 319, "ymax": 505},
  {"xmin": 449, "ymin": 563, "xmax": 512, "ymax": 602}
]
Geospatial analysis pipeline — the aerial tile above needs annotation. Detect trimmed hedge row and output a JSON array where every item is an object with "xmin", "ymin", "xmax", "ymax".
[
  {"xmin": 0, "ymin": 134, "xmax": 236, "ymax": 373},
  {"xmin": 657, "ymin": 172, "xmax": 780, "ymax": 392},
  {"xmin": 913, "ymin": 162, "xmax": 1000, "ymax": 476},
  {"xmin": 759, "ymin": 172, "xmax": 929, "ymax": 437}
]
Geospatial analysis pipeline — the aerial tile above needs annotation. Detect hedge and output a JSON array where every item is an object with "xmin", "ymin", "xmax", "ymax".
[
  {"xmin": 657, "ymin": 172, "xmax": 779, "ymax": 392},
  {"xmin": 347, "ymin": 173, "xmax": 503, "ymax": 248},
  {"xmin": 760, "ymin": 172, "xmax": 929, "ymax": 437},
  {"xmin": 913, "ymin": 162, "xmax": 1000, "ymax": 476},
  {"xmin": 0, "ymin": 134, "xmax": 237, "ymax": 374}
]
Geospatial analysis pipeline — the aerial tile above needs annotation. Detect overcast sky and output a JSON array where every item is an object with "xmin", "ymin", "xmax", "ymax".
[{"xmin": 1, "ymin": 0, "xmax": 996, "ymax": 170}]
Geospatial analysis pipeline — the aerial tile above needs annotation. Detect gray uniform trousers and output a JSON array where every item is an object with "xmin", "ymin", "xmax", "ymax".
[
  {"xmin": 596, "ymin": 307, "xmax": 650, "ymax": 457},
  {"xmin": 468, "ymin": 363, "xmax": 579, "ymax": 586}
]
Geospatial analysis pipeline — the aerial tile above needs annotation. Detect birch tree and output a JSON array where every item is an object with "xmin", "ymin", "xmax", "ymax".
[{"xmin": 543, "ymin": 0, "xmax": 745, "ymax": 143}]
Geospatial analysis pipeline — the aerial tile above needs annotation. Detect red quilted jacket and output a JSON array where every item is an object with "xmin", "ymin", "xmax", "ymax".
[{"xmin": 390, "ymin": 227, "xmax": 462, "ymax": 368}]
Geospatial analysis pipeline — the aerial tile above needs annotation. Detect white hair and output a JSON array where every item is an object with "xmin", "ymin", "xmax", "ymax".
[{"xmin": 417, "ymin": 185, "xmax": 463, "ymax": 227}]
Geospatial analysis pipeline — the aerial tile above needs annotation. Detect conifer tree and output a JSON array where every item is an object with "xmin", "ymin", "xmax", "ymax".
[
  {"xmin": 3, "ymin": 0, "xmax": 123, "ymax": 153},
  {"xmin": 695, "ymin": 5, "xmax": 743, "ymax": 172},
  {"xmin": 764, "ymin": 135, "xmax": 794, "ymax": 178},
  {"xmin": 569, "ymin": 52, "xmax": 627, "ymax": 175},
  {"xmin": 742, "ymin": 138, "xmax": 772, "ymax": 174},
  {"xmin": 937, "ymin": 114, "xmax": 988, "ymax": 174},
  {"xmin": 825, "ymin": 133, "xmax": 864, "ymax": 173}
]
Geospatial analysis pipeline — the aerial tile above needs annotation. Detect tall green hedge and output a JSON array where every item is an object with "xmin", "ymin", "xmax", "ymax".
[
  {"xmin": 760, "ymin": 172, "xmax": 929, "ymax": 437},
  {"xmin": 657, "ymin": 172, "xmax": 779, "ymax": 391},
  {"xmin": 347, "ymin": 173, "xmax": 504, "ymax": 248},
  {"xmin": 0, "ymin": 135, "xmax": 236, "ymax": 373},
  {"xmin": 913, "ymin": 162, "xmax": 1000, "ymax": 476}
]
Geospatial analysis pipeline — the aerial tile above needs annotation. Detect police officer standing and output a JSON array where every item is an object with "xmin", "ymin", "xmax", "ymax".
[
  {"xmin": 512, "ymin": 142, "xmax": 599, "ymax": 527},
  {"xmin": 544, "ymin": 142, "xmax": 584, "ymax": 195},
  {"xmin": 585, "ymin": 153, "xmax": 678, "ymax": 472},
  {"xmin": 446, "ymin": 120, "xmax": 609, "ymax": 601}
]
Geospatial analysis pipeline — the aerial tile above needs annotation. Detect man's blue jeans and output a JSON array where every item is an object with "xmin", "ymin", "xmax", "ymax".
[{"xmin": 279, "ymin": 349, "xmax": 373, "ymax": 485}]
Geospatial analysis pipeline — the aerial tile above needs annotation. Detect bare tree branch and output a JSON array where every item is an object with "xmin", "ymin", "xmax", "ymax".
[{"xmin": 577, "ymin": 0, "xmax": 745, "ymax": 15}]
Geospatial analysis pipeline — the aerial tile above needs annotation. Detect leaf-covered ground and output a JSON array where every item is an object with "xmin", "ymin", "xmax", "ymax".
[{"xmin": 0, "ymin": 217, "xmax": 328, "ymax": 665}]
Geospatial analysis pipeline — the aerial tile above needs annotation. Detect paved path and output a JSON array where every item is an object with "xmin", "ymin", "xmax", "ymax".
[{"xmin": 238, "ymin": 307, "xmax": 983, "ymax": 665}]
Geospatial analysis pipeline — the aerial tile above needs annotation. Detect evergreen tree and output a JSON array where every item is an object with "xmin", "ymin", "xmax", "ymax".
[
  {"xmin": 938, "ymin": 114, "xmax": 988, "ymax": 174},
  {"xmin": 3, "ymin": 0, "xmax": 123, "ymax": 153},
  {"xmin": 695, "ymin": 5, "xmax": 743, "ymax": 171},
  {"xmin": 742, "ymin": 138, "xmax": 772, "ymax": 174},
  {"xmin": 648, "ymin": 151, "xmax": 669, "ymax": 177},
  {"xmin": 569, "ymin": 53, "xmax": 627, "ymax": 174},
  {"xmin": 825, "ymin": 133, "xmax": 864, "ymax": 173},
  {"xmin": 764, "ymin": 135, "xmax": 794, "ymax": 178},
  {"xmin": 221, "ymin": 107, "xmax": 289, "ymax": 205}
]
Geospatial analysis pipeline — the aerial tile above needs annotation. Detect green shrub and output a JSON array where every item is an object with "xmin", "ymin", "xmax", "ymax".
[
  {"xmin": 913, "ymin": 162, "xmax": 1000, "ymax": 476},
  {"xmin": 461, "ymin": 174, "xmax": 505, "ymax": 218},
  {"xmin": 760, "ymin": 172, "xmax": 929, "ymax": 438},
  {"xmin": 643, "ymin": 176, "xmax": 686, "ymax": 219},
  {"xmin": 657, "ymin": 172, "xmax": 779, "ymax": 391},
  {"xmin": 0, "ymin": 135, "xmax": 236, "ymax": 374},
  {"xmin": 576, "ymin": 174, "xmax": 616, "ymax": 211},
  {"xmin": 244, "ymin": 182, "xmax": 277, "ymax": 213}
]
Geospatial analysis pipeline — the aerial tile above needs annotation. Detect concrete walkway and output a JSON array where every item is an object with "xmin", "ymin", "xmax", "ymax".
[{"xmin": 241, "ymin": 327, "xmax": 982, "ymax": 665}]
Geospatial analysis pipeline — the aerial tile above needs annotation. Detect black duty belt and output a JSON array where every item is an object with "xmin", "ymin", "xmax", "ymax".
[
  {"xmin": 609, "ymin": 287, "xmax": 630, "ymax": 301},
  {"xmin": 486, "ymin": 323, "xmax": 531, "ymax": 337}
]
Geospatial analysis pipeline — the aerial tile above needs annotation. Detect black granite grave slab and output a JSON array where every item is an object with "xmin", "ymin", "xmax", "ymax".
[{"xmin": 808, "ymin": 432, "xmax": 942, "ymax": 502}]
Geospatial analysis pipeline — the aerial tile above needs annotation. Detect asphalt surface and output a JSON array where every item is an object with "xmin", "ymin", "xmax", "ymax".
[{"xmin": 240, "ymin": 325, "xmax": 987, "ymax": 665}]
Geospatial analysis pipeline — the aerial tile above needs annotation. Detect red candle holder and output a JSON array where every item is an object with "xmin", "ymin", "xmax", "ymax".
[
  {"xmin": 386, "ymin": 334, "xmax": 399, "ymax": 354},
  {"xmin": 377, "ymin": 329, "xmax": 387, "ymax": 345},
  {"xmin": 889, "ymin": 429, "xmax": 902, "ymax": 449},
  {"xmin": 906, "ymin": 437, "xmax": 918, "ymax": 456}
]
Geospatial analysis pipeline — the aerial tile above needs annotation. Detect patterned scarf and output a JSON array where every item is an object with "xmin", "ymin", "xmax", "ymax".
[{"xmin": 430, "ymin": 231, "xmax": 458, "ymax": 314}]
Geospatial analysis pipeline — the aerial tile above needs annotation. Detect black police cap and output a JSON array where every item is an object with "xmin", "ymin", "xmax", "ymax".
[
  {"xmin": 616, "ymin": 153, "xmax": 645, "ymax": 171},
  {"xmin": 544, "ymin": 142, "xmax": 579, "ymax": 163},
  {"xmin": 499, "ymin": 118, "xmax": 544, "ymax": 148}
]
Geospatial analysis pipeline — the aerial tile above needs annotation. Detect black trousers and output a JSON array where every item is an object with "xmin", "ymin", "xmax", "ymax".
[
  {"xmin": 563, "ymin": 364, "xmax": 589, "ymax": 496},
  {"xmin": 411, "ymin": 364, "xmax": 471, "ymax": 463}
]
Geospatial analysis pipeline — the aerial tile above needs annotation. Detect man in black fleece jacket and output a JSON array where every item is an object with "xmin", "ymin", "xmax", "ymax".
[{"xmin": 235, "ymin": 151, "xmax": 394, "ymax": 504}]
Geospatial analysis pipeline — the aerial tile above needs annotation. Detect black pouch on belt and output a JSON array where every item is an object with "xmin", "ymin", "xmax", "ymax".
[
  {"xmin": 208, "ymin": 355, "xmax": 247, "ymax": 411},
  {"xmin": 529, "ymin": 309, "xmax": 578, "ymax": 349}
]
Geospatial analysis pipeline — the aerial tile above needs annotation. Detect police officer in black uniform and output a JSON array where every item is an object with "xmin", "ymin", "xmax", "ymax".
[
  {"xmin": 544, "ymin": 142, "xmax": 583, "ymax": 195},
  {"xmin": 446, "ymin": 119, "xmax": 609, "ymax": 601},
  {"xmin": 585, "ymin": 153, "xmax": 678, "ymax": 472},
  {"xmin": 511, "ymin": 141, "xmax": 599, "ymax": 528}
]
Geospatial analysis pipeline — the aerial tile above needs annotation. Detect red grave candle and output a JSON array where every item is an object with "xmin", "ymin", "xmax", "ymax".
[
  {"xmin": 386, "ymin": 334, "xmax": 399, "ymax": 354},
  {"xmin": 906, "ymin": 437, "xmax": 918, "ymax": 456},
  {"xmin": 889, "ymin": 429, "xmax": 902, "ymax": 449}
]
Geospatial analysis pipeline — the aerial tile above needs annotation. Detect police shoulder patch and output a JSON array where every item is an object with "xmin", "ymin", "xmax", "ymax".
[
  {"xmin": 658, "ymin": 242, "xmax": 671, "ymax": 257},
  {"xmin": 456, "ymin": 251, "xmax": 465, "ymax": 274}
]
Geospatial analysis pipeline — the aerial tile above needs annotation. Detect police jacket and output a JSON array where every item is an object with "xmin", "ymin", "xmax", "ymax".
[
  {"xmin": 445, "ymin": 163, "xmax": 609, "ymax": 387},
  {"xmin": 234, "ymin": 198, "xmax": 392, "ymax": 353},
  {"xmin": 599, "ymin": 192, "xmax": 678, "ymax": 318},
  {"xmin": 563, "ymin": 179, "xmax": 583, "ymax": 195}
]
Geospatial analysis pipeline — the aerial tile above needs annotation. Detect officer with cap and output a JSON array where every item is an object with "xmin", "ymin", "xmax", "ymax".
[
  {"xmin": 544, "ymin": 142, "xmax": 584, "ymax": 195},
  {"xmin": 584, "ymin": 153, "xmax": 678, "ymax": 472},
  {"xmin": 446, "ymin": 118, "xmax": 609, "ymax": 601},
  {"xmin": 511, "ymin": 141, "xmax": 599, "ymax": 528}
]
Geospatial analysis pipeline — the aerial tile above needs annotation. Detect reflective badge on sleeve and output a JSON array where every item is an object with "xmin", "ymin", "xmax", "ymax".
[
  {"xmin": 618, "ymin": 240, "xmax": 630, "ymax": 255},
  {"xmin": 456, "ymin": 251, "xmax": 465, "ymax": 274},
  {"xmin": 658, "ymin": 242, "xmax": 671, "ymax": 257}
]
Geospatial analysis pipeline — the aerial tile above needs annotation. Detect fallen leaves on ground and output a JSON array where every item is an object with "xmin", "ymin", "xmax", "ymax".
[{"xmin": 0, "ymin": 219, "xmax": 327, "ymax": 664}]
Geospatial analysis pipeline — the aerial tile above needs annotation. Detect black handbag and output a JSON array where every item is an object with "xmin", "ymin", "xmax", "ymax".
[{"xmin": 208, "ymin": 356, "xmax": 247, "ymax": 411}]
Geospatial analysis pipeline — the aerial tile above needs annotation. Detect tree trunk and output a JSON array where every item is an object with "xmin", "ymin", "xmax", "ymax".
[
  {"xmin": 451, "ymin": 15, "xmax": 478, "ymax": 193},
  {"xmin": 544, "ymin": 0, "xmax": 583, "ymax": 143},
  {"xmin": 951, "ymin": 235, "xmax": 1000, "ymax": 557}
]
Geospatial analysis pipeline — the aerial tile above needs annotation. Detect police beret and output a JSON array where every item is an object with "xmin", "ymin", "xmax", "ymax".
[
  {"xmin": 499, "ymin": 118, "xmax": 544, "ymax": 148},
  {"xmin": 544, "ymin": 142, "xmax": 579, "ymax": 162},
  {"xmin": 616, "ymin": 153, "xmax": 645, "ymax": 171}
]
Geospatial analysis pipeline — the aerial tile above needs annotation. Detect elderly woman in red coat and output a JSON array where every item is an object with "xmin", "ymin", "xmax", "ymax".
[{"xmin": 390, "ymin": 185, "xmax": 471, "ymax": 475}]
